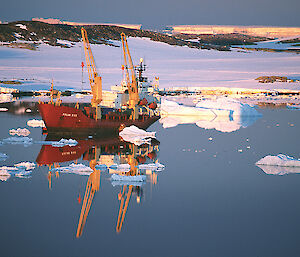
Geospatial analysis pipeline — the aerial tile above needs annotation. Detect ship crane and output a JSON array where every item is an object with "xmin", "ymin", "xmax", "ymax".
[
  {"xmin": 81, "ymin": 28, "xmax": 102, "ymax": 119},
  {"xmin": 120, "ymin": 33, "xmax": 140, "ymax": 120}
]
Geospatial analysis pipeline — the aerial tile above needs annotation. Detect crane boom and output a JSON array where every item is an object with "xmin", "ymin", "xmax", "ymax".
[
  {"xmin": 120, "ymin": 33, "xmax": 139, "ymax": 119},
  {"xmin": 81, "ymin": 28, "xmax": 102, "ymax": 119}
]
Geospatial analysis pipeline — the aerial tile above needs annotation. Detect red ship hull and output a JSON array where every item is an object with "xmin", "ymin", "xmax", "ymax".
[{"xmin": 38, "ymin": 103, "xmax": 159, "ymax": 134}]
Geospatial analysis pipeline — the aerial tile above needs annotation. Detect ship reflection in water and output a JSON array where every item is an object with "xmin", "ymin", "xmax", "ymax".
[{"xmin": 36, "ymin": 133, "xmax": 163, "ymax": 237}]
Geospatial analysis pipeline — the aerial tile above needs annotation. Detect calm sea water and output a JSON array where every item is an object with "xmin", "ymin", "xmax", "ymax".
[{"xmin": 0, "ymin": 102, "xmax": 299, "ymax": 257}]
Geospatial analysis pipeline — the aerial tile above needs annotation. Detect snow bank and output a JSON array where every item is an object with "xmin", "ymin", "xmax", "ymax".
[
  {"xmin": 0, "ymin": 153, "xmax": 8, "ymax": 161},
  {"xmin": 138, "ymin": 162, "xmax": 165, "ymax": 172},
  {"xmin": 111, "ymin": 174, "xmax": 146, "ymax": 182},
  {"xmin": 15, "ymin": 24, "xmax": 27, "ymax": 30},
  {"xmin": 0, "ymin": 161, "xmax": 35, "ymax": 181},
  {"xmin": 119, "ymin": 125, "xmax": 156, "ymax": 146},
  {"xmin": 51, "ymin": 163, "xmax": 93, "ymax": 175},
  {"xmin": 27, "ymin": 119, "xmax": 45, "ymax": 128},
  {"xmin": 9, "ymin": 128, "xmax": 30, "ymax": 137},
  {"xmin": 256, "ymin": 154, "xmax": 300, "ymax": 168},
  {"xmin": 3, "ymin": 136, "xmax": 33, "ymax": 146}
]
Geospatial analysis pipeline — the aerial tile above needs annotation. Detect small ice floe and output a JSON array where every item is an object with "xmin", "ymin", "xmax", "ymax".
[
  {"xmin": 109, "ymin": 163, "xmax": 130, "ymax": 173},
  {"xmin": 37, "ymin": 138, "xmax": 78, "ymax": 147},
  {"xmin": 14, "ymin": 162, "xmax": 36, "ymax": 170},
  {"xmin": 51, "ymin": 139, "xmax": 78, "ymax": 147},
  {"xmin": 256, "ymin": 154, "xmax": 300, "ymax": 167},
  {"xmin": 111, "ymin": 174, "xmax": 146, "ymax": 186},
  {"xmin": 9, "ymin": 128, "xmax": 30, "ymax": 137},
  {"xmin": 137, "ymin": 163, "xmax": 165, "ymax": 172},
  {"xmin": 3, "ymin": 137, "xmax": 33, "ymax": 146},
  {"xmin": 0, "ymin": 152, "xmax": 8, "ymax": 161},
  {"xmin": 27, "ymin": 119, "xmax": 45, "ymax": 128},
  {"xmin": 51, "ymin": 163, "xmax": 93, "ymax": 175},
  {"xmin": 256, "ymin": 154, "xmax": 300, "ymax": 175},
  {"xmin": 0, "ymin": 161, "xmax": 35, "ymax": 181},
  {"xmin": 0, "ymin": 93, "xmax": 13, "ymax": 103},
  {"xmin": 119, "ymin": 125, "xmax": 156, "ymax": 146},
  {"xmin": 111, "ymin": 174, "xmax": 146, "ymax": 181}
]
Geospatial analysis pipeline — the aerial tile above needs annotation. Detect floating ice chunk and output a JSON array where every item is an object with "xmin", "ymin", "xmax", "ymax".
[
  {"xmin": 119, "ymin": 125, "xmax": 156, "ymax": 146},
  {"xmin": 0, "ymin": 161, "xmax": 35, "ymax": 181},
  {"xmin": 52, "ymin": 163, "xmax": 93, "ymax": 175},
  {"xmin": 3, "ymin": 137, "xmax": 33, "ymax": 146},
  {"xmin": 9, "ymin": 128, "xmax": 30, "ymax": 137},
  {"xmin": 0, "ymin": 93, "xmax": 13, "ymax": 103},
  {"xmin": 256, "ymin": 154, "xmax": 300, "ymax": 167},
  {"xmin": 0, "ymin": 152, "xmax": 8, "ymax": 161},
  {"xmin": 109, "ymin": 163, "xmax": 130, "ymax": 172},
  {"xmin": 137, "ymin": 163, "xmax": 165, "ymax": 172},
  {"xmin": 27, "ymin": 119, "xmax": 45, "ymax": 128},
  {"xmin": 111, "ymin": 174, "xmax": 146, "ymax": 182},
  {"xmin": 15, "ymin": 162, "xmax": 36, "ymax": 170},
  {"xmin": 51, "ymin": 139, "xmax": 78, "ymax": 147}
]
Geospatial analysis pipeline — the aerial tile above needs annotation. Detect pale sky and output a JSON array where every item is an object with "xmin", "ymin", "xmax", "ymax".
[{"xmin": 1, "ymin": 0, "xmax": 300, "ymax": 28}]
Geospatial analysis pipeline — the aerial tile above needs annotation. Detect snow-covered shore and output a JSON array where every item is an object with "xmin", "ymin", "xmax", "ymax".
[{"xmin": 0, "ymin": 37, "xmax": 299, "ymax": 92}]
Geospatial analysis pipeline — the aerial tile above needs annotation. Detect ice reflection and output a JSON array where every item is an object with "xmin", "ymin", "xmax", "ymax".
[
  {"xmin": 160, "ymin": 113, "xmax": 260, "ymax": 132},
  {"xmin": 36, "ymin": 134, "xmax": 163, "ymax": 236},
  {"xmin": 256, "ymin": 165, "xmax": 300, "ymax": 176}
]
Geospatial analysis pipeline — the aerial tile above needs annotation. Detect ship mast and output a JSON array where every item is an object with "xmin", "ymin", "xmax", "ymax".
[
  {"xmin": 81, "ymin": 28, "xmax": 102, "ymax": 120},
  {"xmin": 120, "ymin": 33, "xmax": 139, "ymax": 120}
]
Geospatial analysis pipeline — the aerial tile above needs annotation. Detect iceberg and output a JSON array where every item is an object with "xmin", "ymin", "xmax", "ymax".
[
  {"xmin": 160, "ymin": 98, "xmax": 261, "ymax": 132},
  {"xmin": 119, "ymin": 125, "xmax": 156, "ymax": 146}
]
